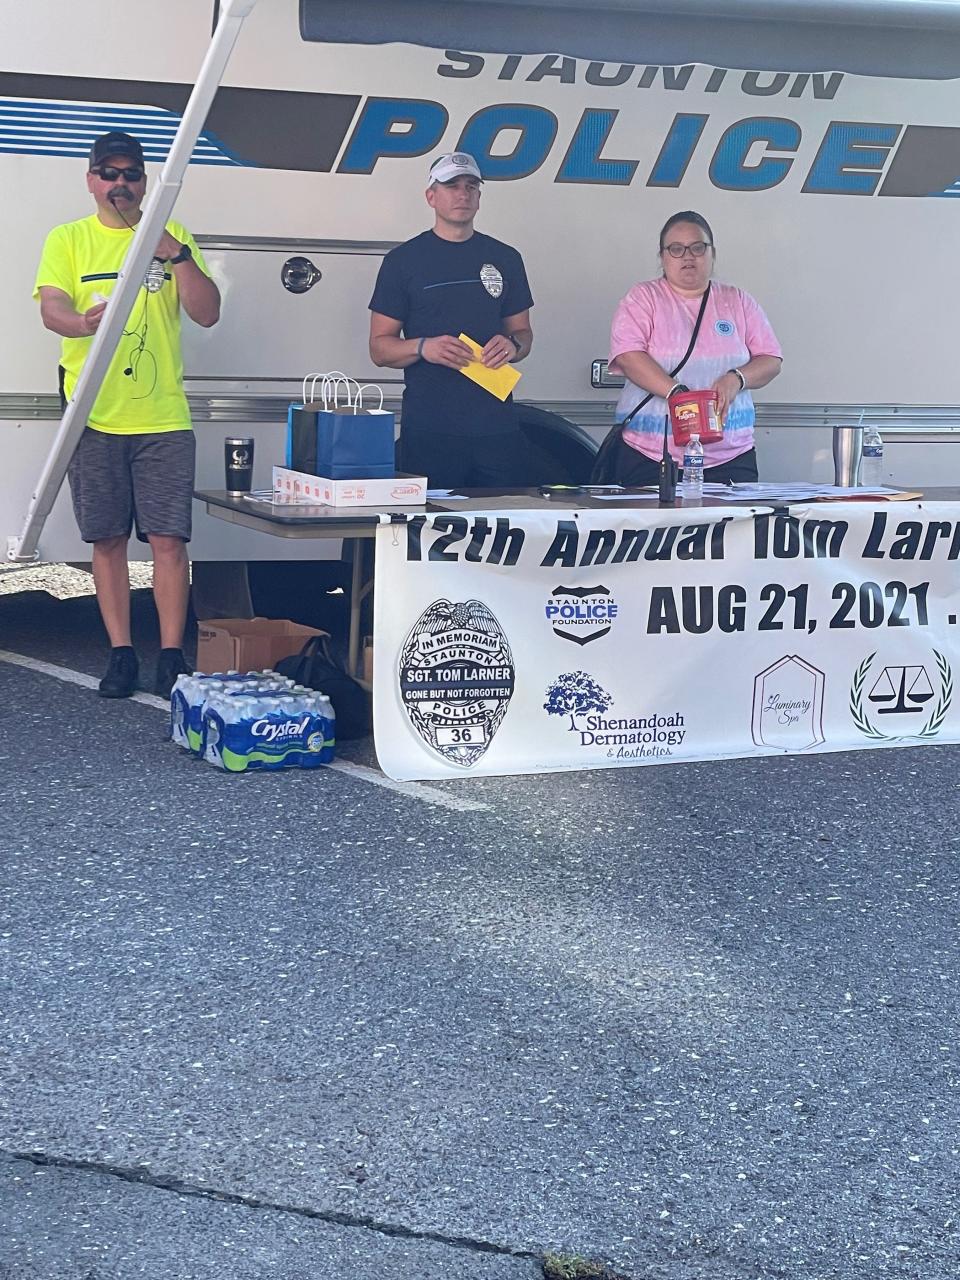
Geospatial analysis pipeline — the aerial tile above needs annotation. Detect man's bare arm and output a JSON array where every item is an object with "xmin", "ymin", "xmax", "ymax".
[
  {"xmin": 38, "ymin": 286, "xmax": 105, "ymax": 339},
  {"xmin": 370, "ymin": 311, "xmax": 474, "ymax": 369}
]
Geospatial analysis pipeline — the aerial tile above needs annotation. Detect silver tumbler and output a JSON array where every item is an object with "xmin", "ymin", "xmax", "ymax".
[{"xmin": 832, "ymin": 426, "xmax": 863, "ymax": 487}]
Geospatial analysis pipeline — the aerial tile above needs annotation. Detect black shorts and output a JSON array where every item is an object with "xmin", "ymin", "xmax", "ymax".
[
  {"xmin": 398, "ymin": 426, "xmax": 526, "ymax": 489},
  {"xmin": 612, "ymin": 437, "xmax": 759, "ymax": 486},
  {"xmin": 67, "ymin": 427, "xmax": 196, "ymax": 544}
]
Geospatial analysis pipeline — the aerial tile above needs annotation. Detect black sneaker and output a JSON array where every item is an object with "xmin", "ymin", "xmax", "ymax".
[
  {"xmin": 98, "ymin": 647, "xmax": 139, "ymax": 699},
  {"xmin": 154, "ymin": 648, "xmax": 193, "ymax": 700}
]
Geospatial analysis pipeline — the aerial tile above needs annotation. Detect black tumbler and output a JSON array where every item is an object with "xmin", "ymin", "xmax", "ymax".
[{"xmin": 225, "ymin": 437, "xmax": 254, "ymax": 494}]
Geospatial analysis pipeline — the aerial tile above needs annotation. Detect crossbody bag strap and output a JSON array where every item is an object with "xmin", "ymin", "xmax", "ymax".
[{"xmin": 620, "ymin": 281, "xmax": 712, "ymax": 429}]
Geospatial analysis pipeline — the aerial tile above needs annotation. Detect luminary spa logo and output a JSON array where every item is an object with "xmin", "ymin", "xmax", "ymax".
[
  {"xmin": 752, "ymin": 655, "xmax": 826, "ymax": 751},
  {"xmin": 543, "ymin": 671, "xmax": 685, "ymax": 760},
  {"xmin": 545, "ymin": 584, "xmax": 619, "ymax": 645},
  {"xmin": 850, "ymin": 651, "xmax": 953, "ymax": 742},
  {"xmin": 399, "ymin": 598, "xmax": 515, "ymax": 767}
]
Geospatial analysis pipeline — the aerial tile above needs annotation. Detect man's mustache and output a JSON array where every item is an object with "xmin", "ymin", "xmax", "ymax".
[{"xmin": 108, "ymin": 186, "xmax": 135, "ymax": 203}]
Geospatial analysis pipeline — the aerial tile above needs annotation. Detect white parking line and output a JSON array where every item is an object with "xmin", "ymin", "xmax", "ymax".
[
  {"xmin": 320, "ymin": 759, "xmax": 489, "ymax": 812},
  {"xmin": 0, "ymin": 649, "xmax": 489, "ymax": 813}
]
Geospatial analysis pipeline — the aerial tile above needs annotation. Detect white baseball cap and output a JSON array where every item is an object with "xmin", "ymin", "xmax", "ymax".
[{"xmin": 427, "ymin": 152, "xmax": 483, "ymax": 186}]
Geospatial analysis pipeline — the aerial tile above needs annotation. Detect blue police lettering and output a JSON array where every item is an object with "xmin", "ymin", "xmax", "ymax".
[
  {"xmin": 545, "ymin": 602, "xmax": 619, "ymax": 620},
  {"xmin": 339, "ymin": 96, "xmax": 919, "ymax": 196}
]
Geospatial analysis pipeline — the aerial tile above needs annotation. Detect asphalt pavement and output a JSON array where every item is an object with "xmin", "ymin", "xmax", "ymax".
[{"xmin": 1, "ymin": 583, "xmax": 958, "ymax": 1279}]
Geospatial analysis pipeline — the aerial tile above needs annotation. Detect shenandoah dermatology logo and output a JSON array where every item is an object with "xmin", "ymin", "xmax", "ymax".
[
  {"xmin": 850, "ymin": 650, "xmax": 953, "ymax": 742},
  {"xmin": 544, "ymin": 584, "xmax": 619, "ymax": 645},
  {"xmin": 543, "ymin": 671, "xmax": 685, "ymax": 760},
  {"xmin": 399, "ymin": 598, "xmax": 515, "ymax": 768}
]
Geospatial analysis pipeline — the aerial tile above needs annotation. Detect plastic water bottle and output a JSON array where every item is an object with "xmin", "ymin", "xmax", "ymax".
[
  {"xmin": 861, "ymin": 426, "xmax": 884, "ymax": 487},
  {"xmin": 319, "ymin": 695, "xmax": 336, "ymax": 763},
  {"xmin": 682, "ymin": 432, "xmax": 704, "ymax": 497}
]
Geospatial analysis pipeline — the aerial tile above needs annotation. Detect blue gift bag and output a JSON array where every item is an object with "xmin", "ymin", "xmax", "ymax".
[{"xmin": 286, "ymin": 375, "xmax": 395, "ymax": 480}]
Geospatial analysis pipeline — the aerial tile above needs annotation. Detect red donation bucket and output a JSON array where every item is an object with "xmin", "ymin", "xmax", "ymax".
[{"xmin": 668, "ymin": 389, "xmax": 723, "ymax": 446}]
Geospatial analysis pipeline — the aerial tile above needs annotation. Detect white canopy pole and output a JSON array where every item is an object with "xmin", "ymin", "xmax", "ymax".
[{"xmin": 7, "ymin": 0, "xmax": 259, "ymax": 563}]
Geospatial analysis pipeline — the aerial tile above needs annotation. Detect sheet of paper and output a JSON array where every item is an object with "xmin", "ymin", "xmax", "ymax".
[
  {"xmin": 709, "ymin": 482, "xmax": 913, "ymax": 502},
  {"xmin": 457, "ymin": 333, "xmax": 521, "ymax": 402},
  {"xmin": 591, "ymin": 492, "xmax": 660, "ymax": 500}
]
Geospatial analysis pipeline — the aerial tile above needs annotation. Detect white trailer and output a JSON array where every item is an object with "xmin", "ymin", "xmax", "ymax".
[{"xmin": 3, "ymin": 0, "xmax": 960, "ymax": 564}]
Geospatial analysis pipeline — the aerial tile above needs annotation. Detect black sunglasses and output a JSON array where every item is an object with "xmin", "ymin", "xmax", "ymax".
[{"xmin": 93, "ymin": 164, "xmax": 144, "ymax": 182}]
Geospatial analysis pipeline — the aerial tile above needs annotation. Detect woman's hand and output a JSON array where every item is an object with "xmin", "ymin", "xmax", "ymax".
[{"xmin": 712, "ymin": 370, "xmax": 743, "ymax": 423}]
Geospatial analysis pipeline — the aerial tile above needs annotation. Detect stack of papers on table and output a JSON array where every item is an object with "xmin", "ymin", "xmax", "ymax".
[{"xmin": 709, "ymin": 482, "xmax": 916, "ymax": 502}]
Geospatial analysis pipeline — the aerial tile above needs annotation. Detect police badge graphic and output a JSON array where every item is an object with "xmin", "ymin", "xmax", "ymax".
[
  {"xmin": 480, "ymin": 263, "xmax": 503, "ymax": 298},
  {"xmin": 399, "ymin": 599, "xmax": 515, "ymax": 767}
]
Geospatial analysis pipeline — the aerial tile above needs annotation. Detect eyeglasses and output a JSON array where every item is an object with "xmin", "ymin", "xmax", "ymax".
[
  {"xmin": 662, "ymin": 240, "xmax": 712, "ymax": 259},
  {"xmin": 93, "ymin": 165, "xmax": 144, "ymax": 182}
]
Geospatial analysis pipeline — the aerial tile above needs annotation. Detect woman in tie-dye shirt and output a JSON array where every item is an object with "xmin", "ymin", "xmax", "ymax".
[{"xmin": 608, "ymin": 211, "xmax": 782, "ymax": 484}]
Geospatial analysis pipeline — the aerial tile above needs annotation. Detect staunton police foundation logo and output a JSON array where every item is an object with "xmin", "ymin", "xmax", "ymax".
[
  {"xmin": 399, "ymin": 599, "xmax": 515, "ymax": 767},
  {"xmin": 545, "ymin": 584, "xmax": 618, "ymax": 645},
  {"xmin": 480, "ymin": 263, "xmax": 503, "ymax": 298},
  {"xmin": 850, "ymin": 650, "xmax": 953, "ymax": 742}
]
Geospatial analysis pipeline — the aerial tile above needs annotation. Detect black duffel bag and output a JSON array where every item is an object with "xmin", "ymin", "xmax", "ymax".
[{"xmin": 276, "ymin": 635, "xmax": 370, "ymax": 740}]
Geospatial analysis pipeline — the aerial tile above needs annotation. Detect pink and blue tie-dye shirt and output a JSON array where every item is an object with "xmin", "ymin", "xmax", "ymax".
[{"xmin": 609, "ymin": 276, "xmax": 782, "ymax": 466}]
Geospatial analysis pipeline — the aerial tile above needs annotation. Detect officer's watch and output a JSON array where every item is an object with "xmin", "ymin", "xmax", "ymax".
[
  {"xmin": 169, "ymin": 243, "xmax": 193, "ymax": 265},
  {"xmin": 508, "ymin": 333, "xmax": 522, "ymax": 355}
]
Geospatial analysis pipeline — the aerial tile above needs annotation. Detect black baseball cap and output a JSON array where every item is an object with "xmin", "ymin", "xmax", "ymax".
[{"xmin": 88, "ymin": 131, "xmax": 145, "ymax": 169}]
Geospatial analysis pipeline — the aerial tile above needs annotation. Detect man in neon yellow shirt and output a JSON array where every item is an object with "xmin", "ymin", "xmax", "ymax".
[{"xmin": 35, "ymin": 131, "xmax": 221, "ymax": 698}]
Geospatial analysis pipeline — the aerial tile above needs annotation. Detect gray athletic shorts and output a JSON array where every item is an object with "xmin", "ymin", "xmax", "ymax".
[{"xmin": 67, "ymin": 427, "xmax": 196, "ymax": 544}]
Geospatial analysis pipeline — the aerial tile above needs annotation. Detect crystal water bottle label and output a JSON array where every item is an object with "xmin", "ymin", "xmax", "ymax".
[{"xmin": 200, "ymin": 689, "xmax": 335, "ymax": 772}]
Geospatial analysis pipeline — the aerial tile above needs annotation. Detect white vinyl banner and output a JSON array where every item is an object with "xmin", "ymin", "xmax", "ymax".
[{"xmin": 372, "ymin": 503, "xmax": 960, "ymax": 781}]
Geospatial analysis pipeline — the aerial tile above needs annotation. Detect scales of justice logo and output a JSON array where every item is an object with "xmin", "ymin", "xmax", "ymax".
[
  {"xmin": 850, "ymin": 651, "xmax": 953, "ymax": 741},
  {"xmin": 398, "ymin": 599, "xmax": 515, "ymax": 767}
]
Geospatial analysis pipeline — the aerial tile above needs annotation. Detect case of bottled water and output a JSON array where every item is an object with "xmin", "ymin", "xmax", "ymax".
[
  {"xmin": 201, "ymin": 686, "xmax": 336, "ymax": 772},
  {"xmin": 170, "ymin": 670, "xmax": 287, "ymax": 754},
  {"xmin": 170, "ymin": 670, "xmax": 337, "ymax": 771}
]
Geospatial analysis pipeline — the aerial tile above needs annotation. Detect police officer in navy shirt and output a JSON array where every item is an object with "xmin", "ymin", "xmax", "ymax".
[{"xmin": 368, "ymin": 152, "xmax": 533, "ymax": 488}]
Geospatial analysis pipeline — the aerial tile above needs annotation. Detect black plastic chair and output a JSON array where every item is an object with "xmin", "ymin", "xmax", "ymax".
[{"xmin": 516, "ymin": 404, "xmax": 599, "ymax": 485}]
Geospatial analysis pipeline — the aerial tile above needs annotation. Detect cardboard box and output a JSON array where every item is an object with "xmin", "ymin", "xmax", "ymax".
[
  {"xmin": 273, "ymin": 465, "xmax": 427, "ymax": 508},
  {"xmin": 196, "ymin": 617, "xmax": 326, "ymax": 673}
]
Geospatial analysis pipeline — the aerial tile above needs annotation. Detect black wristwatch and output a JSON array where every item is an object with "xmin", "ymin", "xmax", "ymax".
[
  {"xmin": 508, "ymin": 333, "xmax": 522, "ymax": 355},
  {"xmin": 169, "ymin": 243, "xmax": 192, "ymax": 265}
]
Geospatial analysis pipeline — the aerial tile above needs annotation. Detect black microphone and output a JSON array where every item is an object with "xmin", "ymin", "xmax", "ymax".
[{"xmin": 658, "ymin": 413, "xmax": 677, "ymax": 503}]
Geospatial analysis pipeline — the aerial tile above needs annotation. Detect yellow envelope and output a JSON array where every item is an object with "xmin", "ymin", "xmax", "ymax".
[{"xmin": 457, "ymin": 333, "xmax": 522, "ymax": 402}]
